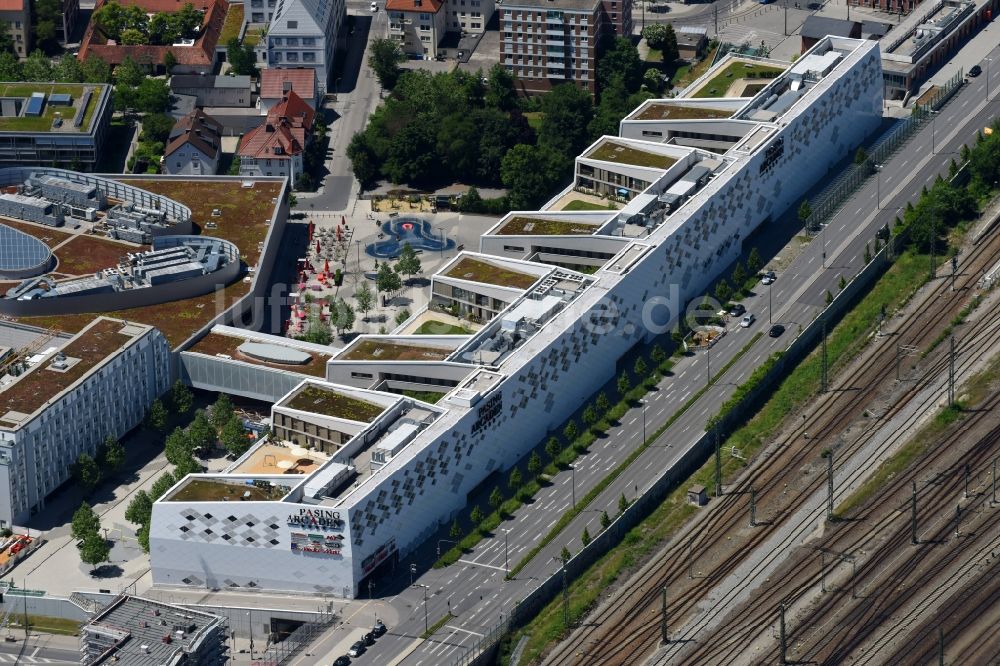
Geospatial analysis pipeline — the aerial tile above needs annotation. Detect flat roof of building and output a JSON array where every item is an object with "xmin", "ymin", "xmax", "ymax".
[
  {"xmin": 443, "ymin": 257, "xmax": 541, "ymax": 289},
  {"xmin": 494, "ymin": 215, "xmax": 603, "ymax": 236},
  {"xmin": 164, "ymin": 476, "xmax": 293, "ymax": 502},
  {"xmin": 630, "ymin": 103, "xmax": 736, "ymax": 121},
  {"xmin": 0, "ymin": 318, "xmax": 149, "ymax": 428},
  {"xmin": 83, "ymin": 595, "xmax": 224, "ymax": 666},
  {"xmin": 230, "ymin": 441, "xmax": 329, "ymax": 475},
  {"xmin": 281, "ymin": 384, "xmax": 388, "ymax": 422},
  {"xmin": 338, "ymin": 339, "xmax": 453, "ymax": 362},
  {"xmin": 0, "ymin": 83, "xmax": 107, "ymax": 134},
  {"xmin": 584, "ymin": 140, "xmax": 678, "ymax": 169},
  {"xmin": 187, "ymin": 330, "xmax": 333, "ymax": 378},
  {"xmin": 684, "ymin": 58, "xmax": 786, "ymax": 99}
]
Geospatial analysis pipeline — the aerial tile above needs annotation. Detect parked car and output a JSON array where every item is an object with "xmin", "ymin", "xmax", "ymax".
[
  {"xmin": 761, "ymin": 270, "xmax": 776, "ymax": 285},
  {"xmin": 333, "ymin": 657, "xmax": 351, "ymax": 666},
  {"xmin": 968, "ymin": 65, "xmax": 982, "ymax": 77},
  {"xmin": 740, "ymin": 313, "xmax": 755, "ymax": 328},
  {"xmin": 362, "ymin": 632, "xmax": 375, "ymax": 646},
  {"xmin": 728, "ymin": 303, "xmax": 746, "ymax": 317},
  {"xmin": 769, "ymin": 324, "xmax": 785, "ymax": 338},
  {"xmin": 348, "ymin": 641, "xmax": 366, "ymax": 658},
  {"xmin": 372, "ymin": 621, "xmax": 387, "ymax": 637}
]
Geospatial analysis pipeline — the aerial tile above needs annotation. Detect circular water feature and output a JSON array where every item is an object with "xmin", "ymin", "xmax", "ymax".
[{"xmin": 365, "ymin": 218, "xmax": 455, "ymax": 259}]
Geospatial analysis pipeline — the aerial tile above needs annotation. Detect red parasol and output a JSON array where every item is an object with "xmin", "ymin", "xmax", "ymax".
[{"xmin": 324, "ymin": 259, "xmax": 330, "ymax": 273}]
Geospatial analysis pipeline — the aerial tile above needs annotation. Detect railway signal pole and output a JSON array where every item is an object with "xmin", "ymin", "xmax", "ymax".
[
  {"xmin": 823, "ymin": 450, "xmax": 834, "ymax": 521},
  {"xmin": 948, "ymin": 336, "xmax": 956, "ymax": 407},
  {"xmin": 661, "ymin": 585, "xmax": 668, "ymax": 644},
  {"xmin": 911, "ymin": 481, "xmax": 919, "ymax": 545}
]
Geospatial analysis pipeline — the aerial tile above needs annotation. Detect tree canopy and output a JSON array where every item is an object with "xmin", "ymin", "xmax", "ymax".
[
  {"xmin": 642, "ymin": 24, "xmax": 679, "ymax": 63},
  {"xmin": 368, "ymin": 39, "xmax": 405, "ymax": 90},
  {"xmin": 95, "ymin": 1, "xmax": 203, "ymax": 46}
]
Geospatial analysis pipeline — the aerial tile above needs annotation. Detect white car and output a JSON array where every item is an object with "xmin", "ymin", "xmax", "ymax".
[
  {"xmin": 370, "ymin": 1, "xmax": 377, "ymax": 10},
  {"xmin": 740, "ymin": 313, "xmax": 755, "ymax": 328}
]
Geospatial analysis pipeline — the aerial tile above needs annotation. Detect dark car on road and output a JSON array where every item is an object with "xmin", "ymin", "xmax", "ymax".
[
  {"xmin": 372, "ymin": 621, "xmax": 387, "ymax": 637},
  {"xmin": 362, "ymin": 632, "xmax": 376, "ymax": 646},
  {"xmin": 968, "ymin": 65, "xmax": 982, "ymax": 77},
  {"xmin": 348, "ymin": 641, "xmax": 366, "ymax": 658},
  {"xmin": 333, "ymin": 657, "xmax": 351, "ymax": 666},
  {"xmin": 728, "ymin": 303, "xmax": 746, "ymax": 317},
  {"xmin": 769, "ymin": 324, "xmax": 785, "ymax": 338}
]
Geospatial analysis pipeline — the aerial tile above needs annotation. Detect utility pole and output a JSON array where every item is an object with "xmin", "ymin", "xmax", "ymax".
[
  {"xmin": 948, "ymin": 336, "xmax": 956, "ymax": 407},
  {"xmin": 820, "ymin": 549, "xmax": 826, "ymax": 593},
  {"xmin": 661, "ymin": 585, "xmax": 668, "ymax": 644},
  {"xmin": 911, "ymin": 481, "xmax": 919, "ymax": 545},
  {"xmin": 714, "ymin": 428, "xmax": 722, "ymax": 497},
  {"xmin": 714, "ymin": 3, "xmax": 718, "ymax": 35},
  {"xmin": 939, "ymin": 626, "xmax": 945, "ymax": 665},
  {"xmin": 951, "ymin": 255, "xmax": 958, "ymax": 291},
  {"xmin": 783, "ymin": 0, "xmax": 788, "ymax": 35},
  {"xmin": 779, "ymin": 603, "xmax": 787, "ymax": 665},
  {"xmin": 825, "ymin": 450, "xmax": 834, "ymax": 521},
  {"xmin": 821, "ymin": 320, "xmax": 828, "ymax": 393},
  {"xmin": 964, "ymin": 464, "xmax": 970, "ymax": 500},
  {"xmin": 750, "ymin": 486, "xmax": 757, "ymax": 527}
]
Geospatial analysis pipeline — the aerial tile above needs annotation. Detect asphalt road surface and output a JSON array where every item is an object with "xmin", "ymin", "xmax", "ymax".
[{"xmin": 320, "ymin": 49, "xmax": 1000, "ymax": 666}]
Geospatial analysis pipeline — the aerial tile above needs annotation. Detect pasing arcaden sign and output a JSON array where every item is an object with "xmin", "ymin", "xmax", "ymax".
[{"xmin": 287, "ymin": 508, "xmax": 345, "ymax": 531}]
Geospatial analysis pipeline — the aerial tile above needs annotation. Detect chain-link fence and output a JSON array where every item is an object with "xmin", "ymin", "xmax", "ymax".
[{"xmin": 803, "ymin": 69, "xmax": 965, "ymax": 232}]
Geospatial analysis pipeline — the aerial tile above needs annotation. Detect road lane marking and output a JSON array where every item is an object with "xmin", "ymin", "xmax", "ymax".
[{"xmin": 457, "ymin": 559, "xmax": 507, "ymax": 572}]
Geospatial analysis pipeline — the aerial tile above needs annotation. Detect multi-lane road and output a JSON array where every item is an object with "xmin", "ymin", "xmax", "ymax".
[{"xmin": 330, "ymin": 44, "xmax": 1000, "ymax": 666}]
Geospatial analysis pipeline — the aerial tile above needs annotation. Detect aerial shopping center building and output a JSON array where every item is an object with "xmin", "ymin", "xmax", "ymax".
[{"xmin": 149, "ymin": 36, "xmax": 885, "ymax": 597}]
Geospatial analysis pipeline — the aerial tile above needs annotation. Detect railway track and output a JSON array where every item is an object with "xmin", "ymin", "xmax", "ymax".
[{"xmin": 541, "ymin": 226, "xmax": 1000, "ymax": 666}]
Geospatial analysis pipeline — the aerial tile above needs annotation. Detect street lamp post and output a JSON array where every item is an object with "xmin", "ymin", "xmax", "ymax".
[
  {"xmin": 768, "ymin": 281, "xmax": 772, "ymax": 324},
  {"xmin": 570, "ymin": 464, "xmax": 576, "ymax": 509},
  {"xmin": 503, "ymin": 529, "xmax": 509, "ymax": 577},
  {"xmin": 874, "ymin": 163, "xmax": 883, "ymax": 209},
  {"xmin": 436, "ymin": 539, "xmax": 458, "ymax": 556},
  {"xmin": 642, "ymin": 398, "xmax": 646, "ymax": 443},
  {"xmin": 413, "ymin": 584, "xmax": 429, "ymax": 635},
  {"xmin": 247, "ymin": 610, "xmax": 254, "ymax": 658}
]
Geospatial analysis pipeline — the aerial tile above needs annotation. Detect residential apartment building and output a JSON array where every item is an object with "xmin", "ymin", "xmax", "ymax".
[
  {"xmin": 0, "ymin": 0, "xmax": 31, "ymax": 58},
  {"xmin": 0, "ymin": 83, "xmax": 113, "ymax": 169},
  {"xmin": 164, "ymin": 109, "xmax": 223, "ymax": 175},
  {"xmin": 0, "ymin": 318, "xmax": 170, "ymax": 527},
  {"xmin": 170, "ymin": 74, "xmax": 253, "ymax": 107},
  {"xmin": 266, "ymin": 0, "xmax": 346, "ymax": 95},
  {"xmin": 238, "ymin": 90, "xmax": 315, "ymax": 183},
  {"xmin": 445, "ymin": 0, "xmax": 494, "ymax": 34},
  {"xmin": 387, "ymin": 0, "xmax": 447, "ymax": 59},
  {"xmin": 260, "ymin": 67, "xmax": 318, "ymax": 114}
]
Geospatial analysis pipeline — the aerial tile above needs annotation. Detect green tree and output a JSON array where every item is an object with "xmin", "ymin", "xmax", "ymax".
[
  {"xmin": 618, "ymin": 492, "xmax": 630, "ymax": 515},
  {"xmin": 582, "ymin": 405, "xmax": 598, "ymax": 430},
  {"xmin": 220, "ymin": 416, "xmax": 250, "ymax": 457},
  {"xmin": 715, "ymin": 278, "xmax": 732, "ymax": 304},
  {"xmin": 53, "ymin": 54, "xmax": 85, "ymax": 82},
  {"xmin": 164, "ymin": 427, "xmax": 194, "ymax": 466},
  {"xmin": 120, "ymin": 27, "xmax": 146, "ymax": 44},
  {"xmin": 141, "ymin": 112, "xmax": 175, "ymax": 144},
  {"xmin": 395, "ymin": 242, "xmax": 422, "ymax": 281},
  {"xmin": 854, "ymin": 146, "xmax": 868, "ymax": 165},
  {"xmin": 484, "ymin": 63, "xmax": 517, "ymax": 111},
  {"xmin": 596, "ymin": 36, "xmax": 643, "ymax": 93},
  {"xmin": 368, "ymin": 38, "xmax": 405, "ymax": 89},
  {"xmin": 125, "ymin": 490, "xmax": 152, "ymax": 526},
  {"xmin": 617, "ymin": 372, "xmax": 631, "ymax": 396},
  {"xmin": 145, "ymin": 399, "xmax": 168, "ymax": 431},
  {"xmin": 101, "ymin": 436, "xmax": 126, "ymax": 472},
  {"xmin": 226, "ymin": 38, "xmax": 258, "ymax": 76},
  {"xmin": 642, "ymin": 24, "xmax": 679, "ymax": 62},
  {"xmin": 563, "ymin": 420, "xmax": 578, "ymax": 443},
  {"xmin": 449, "ymin": 519, "xmax": 462, "ymax": 540},
  {"xmin": 539, "ymin": 83, "xmax": 593, "ymax": 158},
  {"xmin": 78, "ymin": 531, "xmax": 110, "ymax": 572},
  {"xmin": 375, "ymin": 261, "xmax": 402, "ymax": 295},
  {"xmin": 75, "ymin": 453, "xmax": 102, "ymax": 489},
  {"xmin": 136, "ymin": 78, "xmax": 170, "ymax": 113},
  {"xmin": 527, "ymin": 451, "xmax": 542, "ymax": 477},
  {"xmin": 114, "ymin": 56, "xmax": 145, "ymax": 88},
  {"xmin": 0, "ymin": 19, "xmax": 13, "ymax": 55},
  {"xmin": 651, "ymin": 345, "xmax": 666, "ymax": 367},
  {"xmin": 642, "ymin": 67, "xmax": 664, "ymax": 94},
  {"xmin": 0, "ymin": 52, "xmax": 22, "ymax": 81},
  {"xmin": 470, "ymin": 504, "xmax": 485, "ymax": 526},
  {"xmin": 747, "ymin": 247, "xmax": 763, "ymax": 275},
  {"xmin": 395, "ymin": 309, "xmax": 410, "ymax": 326},
  {"xmin": 560, "ymin": 546, "xmax": 571, "ymax": 562},
  {"xmin": 488, "ymin": 486, "xmax": 504, "ymax": 514},
  {"xmin": 545, "ymin": 436, "xmax": 561, "ymax": 461},
  {"xmin": 228, "ymin": 155, "xmax": 242, "ymax": 176},
  {"xmin": 595, "ymin": 392, "xmax": 610, "ymax": 414},
  {"xmin": 82, "ymin": 56, "xmax": 111, "ymax": 83},
  {"xmin": 173, "ymin": 455, "xmax": 202, "ymax": 477},
  {"xmin": 600, "ymin": 510, "xmax": 611, "ymax": 530},
  {"xmin": 163, "ymin": 50, "xmax": 178, "ymax": 73},
  {"xmin": 437, "ymin": 112, "xmax": 481, "ymax": 178},
  {"xmin": 825, "ymin": 290, "xmax": 833, "ymax": 305},
  {"xmin": 797, "ymin": 199, "xmax": 812, "ymax": 225},
  {"xmin": 731, "ymin": 263, "xmax": 747, "ymax": 291},
  {"xmin": 188, "ymin": 409, "xmax": 215, "ymax": 452},
  {"xmin": 634, "ymin": 356, "xmax": 648, "ymax": 377},
  {"xmin": 501, "ymin": 143, "xmax": 569, "ymax": 209},
  {"xmin": 331, "ymin": 297, "xmax": 356, "ymax": 336},
  {"xmin": 508, "ymin": 467, "xmax": 523, "ymax": 496},
  {"xmin": 170, "ymin": 379, "xmax": 194, "ymax": 414},
  {"xmin": 581, "ymin": 526, "xmax": 592, "ymax": 547},
  {"xmin": 839, "ymin": 274, "xmax": 847, "ymax": 290},
  {"xmin": 21, "ymin": 50, "xmax": 54, "ymax": 81},
  {"xmin": 347, "ymin": 133, "xmax": 380, "ymax": 189},
  {"xmin": 354, "ymin": 282, "xmax": 374, "ymax": 321},
  {"xmin": 71, "ymin": 502, "xmax": 101, "ymax": 542},
  {"xmin": 149, "ymin": 471, "xmax": 177, "ymax": 501},
  {"xmin": 211, "ymin": 393, "xmax": 235, "ymax": 432}
]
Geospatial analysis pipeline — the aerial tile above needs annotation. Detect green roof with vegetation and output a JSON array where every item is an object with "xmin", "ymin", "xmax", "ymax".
[
  {"xmin": 341, "ymin": 340, "xmax": 451, "ymax": 362},
  {"xmin": 585, "ymin": 141, "xmax": 677, "ymax": 169},
  {"xmin": 243, "ymin": 27, "xmax": 265, "ymax": 47},
  {"xmin": 693, "ymin": 61, "xmax": 784, "ymax": 98},
  {"xmin": 285, "ymin": 385, "xmax": 386, "ymax": 422},
  {"xmin": 412, "ymin": 320, "xmax": 472, "ymax": 335},
  {"xmin": 219, "ymin": 3, "xmax": 244, "ymax": 44},
  {"xmin": 445, "ymin": 257, "xmax": 540, "ymax": 289},
  {"xmin": 633, "ymin": 103, "xmax": 735, "ymax": 121},
  {"xmin": 0, "ymin": 83, "xmax": 101, "ymax": 133},
  {"xmin": 498, "ymin": 216, "xmax": 600, "ymax": 236},
  {"xmin": 561, "ymin": 199, "xmax": 617, "ymax": 212},
  {"xmin": 167, "ymin": 478, "xmax": 290, "ymax": 502}
]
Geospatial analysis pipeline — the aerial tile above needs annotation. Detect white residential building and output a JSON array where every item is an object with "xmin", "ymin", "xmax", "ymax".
[{"xmin": 266, "ymin": 0, "xmax": 346, "ymax": 95}]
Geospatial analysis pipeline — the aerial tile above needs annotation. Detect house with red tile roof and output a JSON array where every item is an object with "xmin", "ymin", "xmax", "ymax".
[
  {"xmin": 0, "ymin": 0, "xmax": 31, "ymax": 58},
  {"xmin": 77, "ymin": 0, "xmax": 231, "ymax": 74},
  {"xmin": 238, "ymin": 89, "xmax": 315, "ymax": 184},
  {"xmin": 386, "ymin": 0, "xmax": 446, "ymax": 60},
  {"xmin": 260, "ymin": 68, "xmax": 317, "ymax": 115},
  {"xmin": 164, "ymin": 109, "xmax": 223, "ymax": 175}
]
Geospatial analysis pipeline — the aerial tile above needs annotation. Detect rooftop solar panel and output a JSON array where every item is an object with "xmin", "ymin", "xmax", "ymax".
[{"xmin": 25, "ymin": 93, "xmax": 45, "ymax": 117}]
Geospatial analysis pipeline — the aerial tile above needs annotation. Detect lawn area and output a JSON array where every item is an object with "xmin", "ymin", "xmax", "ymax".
[
  {"xmin": 54, "ymin": 235, "xmax": 138, "ymax": 275},
  {"xmin": 560, "ymin": 200, "xmax": 614, "ymax": 212},
  {"xmin": 402, "ymin": 389, "xmax": 446, "ymax": 404},
  {"xmin": 166, "ymin": 478, "xmax": 290, "ymax": 502},
  {"xmin": 671, "ymin": 46, "xmax": 717, "ymax": 90},
  {"xmin": 341, "ymin": 339, "xmax": 451, "ymax": 362},
  {"xmin": 219, "ymin": 2, "xmax": 244, "ymax": 43},
  {"xmin": 633, "ymin": 103, "xmax": 734, "ymax": 121},
  {"xmin": 445, "ymin": 257, "xmax": 539, "ymax": 289},
  {"xmin": 286, "ymin": 385, "xmax": 386, "ymax": 421},
  {"xmin": 244, "ymin": 27, "xmax": 265, "ymax": 47},
  {"xmin": 524, "ymin": 111, "xmax": 544, "ymax": 131},
  {"xmin": 587, "ymin": 141, "xmax": 677, "ymax": 169},
  {"xmin": 9, "ymin": 614, "xmax": 82, "ymax": 636},
  {"xmin": 645, "ymin": 47, "xmax": 663, "ymax": 63},
  {"xmin": 413, "ymin": 320, "xmax": 472, "ymax": 335},
  {"xmin": 499, "ymin": 215, "xmax": 600, "ymax": 234},
  {"xmin": 0, "ymin": 83, "xmax": 97, "ymax": 132},
  {"xmin": 692, "ymin": 60, "xmax": 784, "ymax": 98}
]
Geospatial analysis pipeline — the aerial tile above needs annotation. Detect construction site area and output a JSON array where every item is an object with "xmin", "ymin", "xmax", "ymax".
[{"xmin": 541, "ymin": 209, "xmax": 1000, "ymax": 665}]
